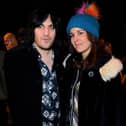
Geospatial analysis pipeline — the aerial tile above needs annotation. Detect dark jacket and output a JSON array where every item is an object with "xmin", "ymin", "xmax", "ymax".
[
  {"xmin": 64, "ymin": 53, "xmax": 122, "ymax": 126},
  {"xmin": 0, "ymin": 50, "xmax": 8, "ymax": 100},
  {"xmin": 4, "ymin": 44, "xmax": 66, "ymax": 126}
]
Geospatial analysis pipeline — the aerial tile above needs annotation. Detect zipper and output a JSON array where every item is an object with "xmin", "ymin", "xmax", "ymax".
[{"xmin": 70, "ymin": 69, "xmax": 80, "ymax": 126}]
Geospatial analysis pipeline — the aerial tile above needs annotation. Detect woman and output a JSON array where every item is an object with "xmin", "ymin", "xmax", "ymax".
[{"xmin": 63, "ymin": 2, "xmax": 123, "ymax": 126}]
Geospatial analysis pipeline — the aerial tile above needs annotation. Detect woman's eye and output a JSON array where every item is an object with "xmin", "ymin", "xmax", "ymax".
[
  {"xmin": 69, "ymin": 33, "xmax": 74, "ymax": 38},
  {"xmin": 78, "ymin": 31, "xmax": 84, "ymax": 35}
]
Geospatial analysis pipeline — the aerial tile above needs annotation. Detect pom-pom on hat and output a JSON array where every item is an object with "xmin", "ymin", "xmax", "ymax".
[{"xmin": 66, "ymin": 2, "xmax": 100, "ymax": 39}]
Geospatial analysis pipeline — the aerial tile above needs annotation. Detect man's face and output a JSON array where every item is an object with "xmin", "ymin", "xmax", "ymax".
[
  {"xmin": 3, "ymin": 33, "xmax": 18, "ymax": 50},
  {"xmin": 34, "ymin": 15, "xmax": 56, "ymax": 50}
]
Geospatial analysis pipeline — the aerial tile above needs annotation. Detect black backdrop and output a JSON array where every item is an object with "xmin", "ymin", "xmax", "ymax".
[{"xmin": 0, "ymin": 0, "xmax": 125, "ymax": 57}]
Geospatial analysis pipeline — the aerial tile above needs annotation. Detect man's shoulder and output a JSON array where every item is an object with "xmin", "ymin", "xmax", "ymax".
[
  {"xmin": 5, "ymin": 44, "xmax": 33, "ymax": 63},
  {"xmin": 6, "ymin": 44, "xmax": 32, "ymax": 56}
]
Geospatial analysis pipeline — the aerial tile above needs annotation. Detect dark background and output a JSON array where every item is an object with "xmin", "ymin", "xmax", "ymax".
[{"xmin": 0, "ymin": 0, "xmax": 125, "ymax": 57}]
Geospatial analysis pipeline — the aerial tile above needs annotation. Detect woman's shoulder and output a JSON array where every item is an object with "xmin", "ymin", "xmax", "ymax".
[{"xmin": 96, "ymin": 52, "xmax": 112, "ymax": 68}]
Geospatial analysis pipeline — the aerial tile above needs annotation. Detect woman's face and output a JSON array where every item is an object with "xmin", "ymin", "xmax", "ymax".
[{"xmin": 70, "ymin": 27, "xmax": 92, "ymax": 58}]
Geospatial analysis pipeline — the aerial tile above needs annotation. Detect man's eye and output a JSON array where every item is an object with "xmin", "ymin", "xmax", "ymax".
[
  {"xmin": 38, "ymin": 25, "xmax": 43, "ymax": 28},
  {"xmin": 49, "ymin": 25, "xmax": 55, "ymax": 29}
]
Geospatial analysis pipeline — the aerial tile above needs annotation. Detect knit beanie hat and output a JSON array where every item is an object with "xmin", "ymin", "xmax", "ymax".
[
  {"xmin": 66, "ymin": 2, "xmax": 100, "ymax": 39},
  {"xmin": 66, "ymin": 14, "xmax": 99, "ymax": 39}
]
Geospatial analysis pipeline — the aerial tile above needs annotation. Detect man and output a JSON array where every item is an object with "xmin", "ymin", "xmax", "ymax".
[
  {"xmin": 0, "ymin": 49, "xmax": 8, "ymax": 126},
  {"xmin": 3, "ymin": 32, "xmax": 18, "ymax": 51},
  {"xmin": 4, "ymin": 8, "xmax": 65, "ymax": 126}
]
